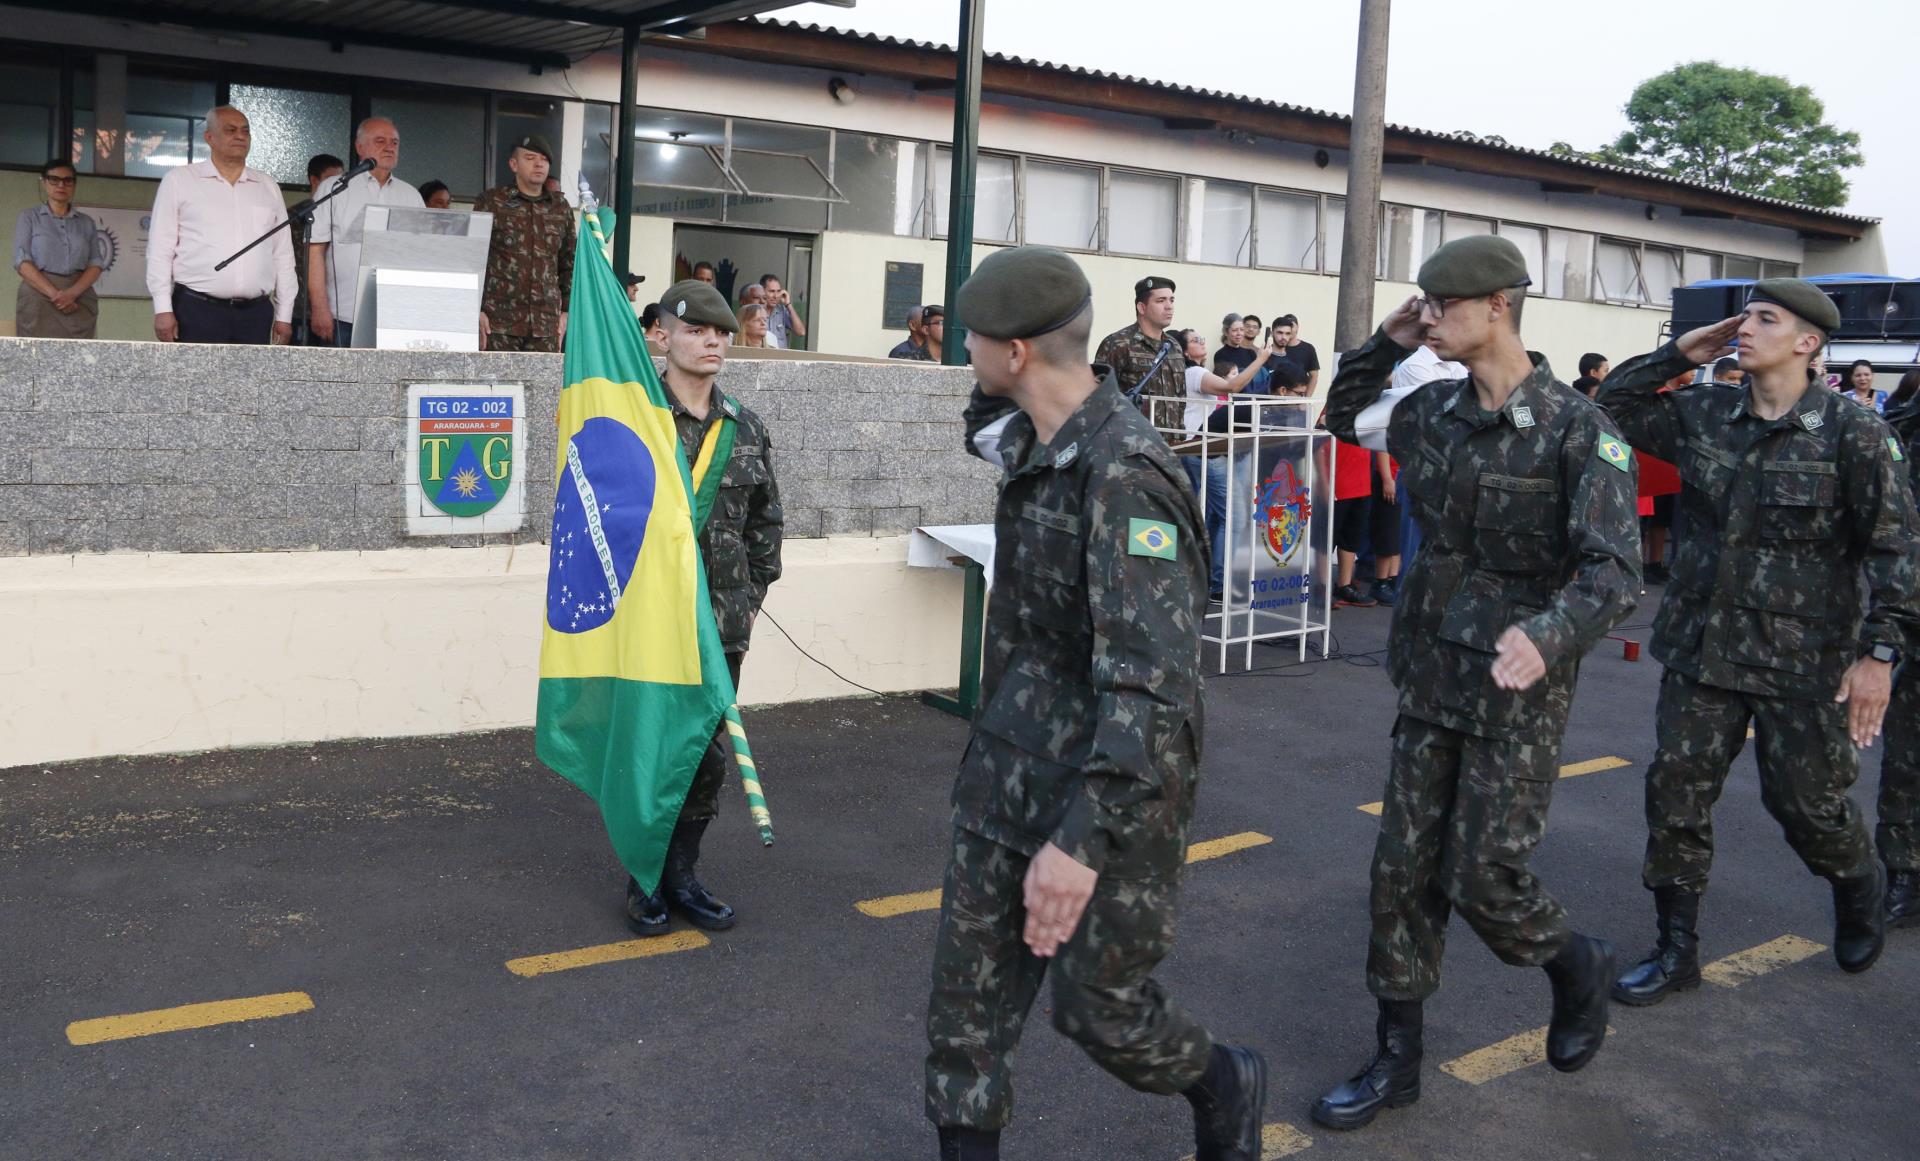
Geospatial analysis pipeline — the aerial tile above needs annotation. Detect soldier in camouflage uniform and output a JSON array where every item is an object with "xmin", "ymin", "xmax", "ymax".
[
  {"xmin": 623, "ymin": 280, "xmax": 783, "ymax": 937},
  {"xmin": 1601, "ymin": 280, "xmax": 1920, "ymax": 1001},
  {"xmin": 926, "ymin": 247, "xmax": 1265, "ymax": 1161},
  {"xmin": 1314, "ymin": 235, "xmax": 1640, "ymax": 1132},
  {"xmin": 1094, "ymin": 275, "xmax": 1189, "ymax": 433},
  {"xmin": 1880, "ymin": 398, "xmax": 1920, "ymax": 927},
  {"xmin": 474, "ymin": 135, "xmax": 575, "ymax": 354}
]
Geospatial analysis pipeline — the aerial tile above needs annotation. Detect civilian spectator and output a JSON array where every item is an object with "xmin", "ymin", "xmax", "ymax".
[
  {"xmin": 692, "ymin": 261, "xmax": 717, "ymax": 285},
  {"xmin": 14, "ymin": 159, "xmax": 106, "ymax": 339},
  {"xmin": 1329, "ymin": 432, "xmax": 1378, "ymax": 607},
  {"xmin": 1578, "ymin": 351, "xmax": 1610, "ymax": 381},
  {"xmin": 888, "ymin": 305, "xmax": 927, "ymax": 359},
  {"xmin": 292, "ymin": 152, "xmax": 344, "ymax": 346},
  {"xmin": 735, "ymin": 303, "xmax": 772, "ymax": 348},
  {"xmin": 1095, "ymin": 275, "xmax": 1187, "ymax": 430},
  {"xmin": 1369, "ymin": 451, "xmax": 1402, "ymax": 606},
  {"xmin": 1889, "ymin": 369, "xmax": 1920, "ymax": 411},
  {"xmin": 308, "ymin": 116, "xmax": 423, "ymax": 347},
  {"xmin": 1175, "ymin": 326, "xmax": 1271, "ymax": 600},
  {"xmin": 738, "ymin": 282, "xmax": 766, "ymax": 310},
  {"xmin": 910, "ymin": 304, "xmax": 946, "ymax": 362},
  {"xmin": 1573, "ymin": 374, "xmax": 1601, "ymax": 398},
  {"xmin": 622, "ymin": 272, "xmax": 645, "ymax": 304},
  {"xmin": 1272, "ymin": 314, "xmax": 1320, "ymax": 392},
  {"xmin": 418, "ymin": 180, "xmax": 452, "ymax": 209},
  {"xmin": 1212, "ymin": 315, "xmax": 1253, "ymax": 375},
  {"xmin": 1242, "ymin": 313, "xmax": 1265, "ymax": 345},
  {"xmin": 474, "ymin": 134, "xmax": 574, "ymax": 354},
  {"xmin": 759, "ymin": 273, "xmax": 806, "ymax": 350},
  {"xmin": 146, "ymin": 105, "xmax": 296, "ymax": 345},
  {"xmin": 639, "ymin": 301, "xmax": 665, "ymax": 345},
  {"xmin": 1712, "ymin": 356, "xmax": 1744, "ymax": 386},
  {"xmin": 1844, "ymin": 359, "xmax": 1880, "ymax": 410}
]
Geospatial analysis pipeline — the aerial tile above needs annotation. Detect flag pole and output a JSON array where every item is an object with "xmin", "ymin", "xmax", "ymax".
[{"xmin": 725, "ymin": 705, "xmax": 773, "ymax": 846}]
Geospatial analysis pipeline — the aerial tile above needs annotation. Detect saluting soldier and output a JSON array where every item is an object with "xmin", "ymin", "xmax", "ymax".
[
  {"xmin": 1314, "ymin": 236, "xmax": 1640, "ymax": 1131},
  {"xmin": 1880, "ymin": 398, "xmax": 1920, "ymax": 928},
  {"xmin": 1600, "ymin": 282, "xmax": 1920, "ymax": 1002},
  {"xmin": 474, "ymin": 135, "xmax": 575, "ymax": 354},
  {"xmin": 1095, "ymin": 275, "xmax": 1188, "ymax": 432},
  {"xmin": 926, "ymin": 246, "xmax": 1265, "ymax": 1161},
  {"xmin": 623, "ymin": 280, "xmax": 783, "ymax": 936}
]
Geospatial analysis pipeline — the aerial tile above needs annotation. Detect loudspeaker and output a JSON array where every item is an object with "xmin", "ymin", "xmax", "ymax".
[
  {"xmin": 1823, "ymin": 281, "xmax": 1920, "ymax": 340},
  {"xmin": 1671, "ymin": 284, "xmax": 1746, "ymax": 334}
]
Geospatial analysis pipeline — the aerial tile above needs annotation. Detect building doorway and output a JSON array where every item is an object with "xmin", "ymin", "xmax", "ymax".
[{"xmin": 670, "ymin": 225, "xmax": 816, "ymax": 352}]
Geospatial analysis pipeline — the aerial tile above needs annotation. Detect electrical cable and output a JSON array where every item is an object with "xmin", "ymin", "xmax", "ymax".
[{"xmin": 759, "ymin": 609, "xmax": 890, "ymax": 699}]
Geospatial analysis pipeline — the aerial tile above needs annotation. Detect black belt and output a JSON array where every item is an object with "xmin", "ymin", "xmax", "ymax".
[{"xmin": 176, "ymin": 285, "xmax": 269, "ymax": 308}]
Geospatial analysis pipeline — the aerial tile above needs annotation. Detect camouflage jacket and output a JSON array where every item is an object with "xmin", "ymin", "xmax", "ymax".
[
  {"xmin": 955, "ymin": 370, "xmax": 1207, "ymax": 878},
  {"xmin": 1324, "ymin": 330, "xmax": 1641, "ymax": 745},
  {"xmin": 669, "ymin": 383, "xmax": 784, "ymax": 653},
  {"xmin": 1094, "ymin": 323, "xmax": 1190, "ymax": 433},
  {"xmin": 1602, "ymin": 342, "xmax": 1920, "ymax": 698},
  {"xmin": 473, "ymin": 185, "xmax": 575, "ymax": 337}
]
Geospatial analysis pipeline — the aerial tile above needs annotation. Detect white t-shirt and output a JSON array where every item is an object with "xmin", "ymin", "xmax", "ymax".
[
  {"xmin": 1182, "ymin": 364, "xmax": 1222, "ymax": 433},
  {"xmin": 309, "ymin": 170, "xmax": 424, "ymax": 323}
]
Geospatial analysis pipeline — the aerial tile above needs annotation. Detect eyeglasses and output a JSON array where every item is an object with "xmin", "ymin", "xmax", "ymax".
[
  {"xmin": 43, "ymin": 175, "xmax": 76, "ymax": 186},
  {"xmin": 1417, "ymin": 283, "xmax": 1530, "ymax": 320}
]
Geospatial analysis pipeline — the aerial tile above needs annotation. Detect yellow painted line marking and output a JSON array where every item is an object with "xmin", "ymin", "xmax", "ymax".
[
  {"xmin": 66, "ymin": 991, "xmax": 313, "ymax": 1046},
  {"xmin": 854, "ymin": 833, "xmax": 1273, "ymax": 919},
  {"xmin": 1357, "ymin": 801, "xmax": 1384, "ymax": 816},
  {"xmin": 505, "ymin": 929, "xmax": 710, "ymax": 977},
  {"xmin": 1180, "ymin": 1122, "xmax": 1313, "ymax": 1160},
  {"xmin": 1700, "ymin": 934, "xmax": 1826, "ymax": 988},
  {"xmin": 1359, "ymin": 757, "xmax": 1631, "ymax": 815},
  {"xmin": 1439, "ymin": 1024, "xmax": 1615, "ymax": 1085}
]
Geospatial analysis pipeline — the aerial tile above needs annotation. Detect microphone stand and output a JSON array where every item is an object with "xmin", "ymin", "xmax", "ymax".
[{"xmin": 214, "ymin": 165, "xmax": 364, "ymax": 273}]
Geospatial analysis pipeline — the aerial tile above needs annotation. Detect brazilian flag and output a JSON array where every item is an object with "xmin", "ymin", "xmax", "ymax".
[{"xmin": 535, "ymin": 209, "xmax": 744, "ymax": 894}]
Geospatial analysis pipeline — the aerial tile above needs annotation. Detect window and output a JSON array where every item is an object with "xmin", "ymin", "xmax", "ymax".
[
  {"xmin": 1024, "ymin": 161, "xmax": 1100, "ymax": 250},
  {"xmin": 111, "ymin": 67, "xmax": 217, "ymax": 179},
  {"xmin": 1761, "ymin": 260, "xmax": 1800, "ymax": 279},
  {"xmin": 231, "ymin": 82, "xmax": 350, "ymax": 187},
  {"xmin": 495, "ymin": 94, "xmax": 563, "ymax": 190},
  {"xmin": 1545, "ymin": 229, "xmax": 1593, "ymax": 300},
  {"xmin": 628, "ymin": 108, "xmax": 729, "ymax": 221},
  {"xmin": 1323, "ymin": 196, "xmax": 1346, "ymax": 273},
  {"xmin": 579, "ymin": 103, "xmax": 614, "ymax": 207},
  {"xmin": 1443, "ymin": 214, "xmax": 1494, "ymax": 243},
  {"xmin": 1195, "ymin": 179, "xmax": 1253, "ymax": 267},
  {"xmin": 371, "ymin": 89, "xmax": 484, "ymax": 198},
  {"xmin": 830, "ymin": 133, "xmax": 916, "ymax": 236},
  {"xmin": 1380, "ymin": 205, "xmax": 1440, "ymax": 281},
  {"xmin": 1497, "ymin": 223, "xmax": 1546, "ymax": 292},
  {"xmin": 1256, "ymin": 189, "xmax": 1318, "ymax": 269},
  {"xmin": 934, "ymin": 147, "xmax": 1016, "ymax": 242},
  {"xmin": 1682, "ymin": 251, "xmax": 1720, "ymax": 285},
  {"xmin": 1108, "ymin": 170, "xmax": 1177, "ymax": 257},
  {"xmin": 1642, "ymin": 245, "xmax": 1683, "ymax": 305},
  {"xmin": 1723, "ymin": 255, "xmax": 1762, "ymax": 280},
  {"xmin": 1595, "ymin": 240, "xmax": 1647, "ymax": 303},
  {"xmin": 726, "ymin": 118, "xmax": 834, "ymax": 231},
  {"xmin": 0, "ymin": 47, "xmax": 58, "ymax": 166}
]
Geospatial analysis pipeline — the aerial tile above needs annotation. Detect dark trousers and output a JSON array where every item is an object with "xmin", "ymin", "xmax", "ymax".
[
  {"xmin": 1881, "ymin": 671, "xmax": 1920, "ymax": 871},
  {"xmin": 331, "ymin": 320, "xmax": 355, "ymax": 348},
  {"xmin": 173, "ymin": 289, "xmax": 273, "ymax": 345},
  {"xmin": 680, "ymin": 651, "xmax": 746, "ymax": 822}
]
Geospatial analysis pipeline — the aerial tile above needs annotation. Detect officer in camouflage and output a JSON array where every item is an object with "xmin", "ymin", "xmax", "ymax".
[
  {"xmin": 474, "ymin": 135, "xmax": 575, "ymax": 354},
  {"xmin": 1314, "ymin": 235, "xmax": 1640, "ymax": 1131},
  {"xmin": 1880, "ymin": 396, "xmax": 1920, "ymax": 927},
  {"xmin": 1094, "ymin": 275, "xmax": 1189, "ymax": 432},
  {"xmin": 926, "ymin": 246, "xmax": 1265, "ymax": 1161},
  {"xmin": 623, "ymin": 280, "xmax": 783, "ymax": 937},
  {"xmin": 1601, "ymin": 281, "xmax": 1920, "ymax": 1001}
]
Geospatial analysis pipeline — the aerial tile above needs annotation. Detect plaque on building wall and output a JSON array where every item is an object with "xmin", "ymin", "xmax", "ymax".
[
  {"xmin": 882, "ymin": 261, "xmax": 924, "ymax": 330},
  {"xmin": 405, "ymin": 382, "xmax": 527, "ymax": 536}
]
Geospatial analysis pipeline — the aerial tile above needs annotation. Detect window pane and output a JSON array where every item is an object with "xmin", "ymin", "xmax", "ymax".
[
  {"xmin": 1324, "ymin": 196, "xmax": 1345, "ymax": 273},
  {"xmin": 1546, "ymin": 229, "xmax": 1592, "ymax": 299},
  {"xmin": 229, "ymin": 83, "xmax": 349, "ymax": 187},
  {"xmin": 371, "ymin": 90, "xmax": 483, "ymax": 198},
  {"xmin": 1421, "ymin": 210, "xmax": 1444, "ymax": 263},
  {"xmin": 1723, "ymin": 255, "xmax": 1761, "ymax": 280},
  {"xmin": 1595, "ymin": 240, "xmax": 1646, "ymax": 303},
  {"xmin": 727, "ymin": 117, "xmax": 832, "ymax": 230},
  {"xmin": 1256, "ymin": 189, "xmax": 1317, "ymax": 269},
  {"xmin": 0, "ymin": 49, "xmax": 57, "ymax": 166},
  {"xmin": 1642, "ymin": 245, "xmax": 1683, "ymax": 305},
  {"xmin": 1682, "ymin": 251, "xmax": 1719, "ymax": 285},
  {"xmin": 1108, "ymin": 171, "xmax": 1177, "ymax": 257},
  {"xmin": 832, "ymin": 133, "xmax": 916, "ymax": 236},
  {"xmin": 1497, "ymin": 223, "xmax": 1546, "ymax": 291},
  {"xmin": 122, "ymin": 69, "xmax": 216, "ymax": 179},
  {"xmin": 1198, "ymin": 179, "xmax": 1253, "ymax": 266},
  {"xmin": 1380, "ymin": 204, "xmax": 1436, "ymax": 281},
  {"xmin": 495, "ymin": 94, "xmax": 563, "ymax": 189},
  {"xmin": 933, "ymin": 148, "xmax": 1016, "ymax": 242},
  {"xmin": 1761, "ymin": 260, "xmax": 1800, "ymax": 279},
  {"xmin": 1024, "ymin": 161, "xmax": 1100, "ymax": 250},
  {"xmin": 1443, "ymin": 214, "xmax": 1493, "ymax": 242},
  {"xmin": 628, "ymin": 108, "xmax": 729, "ymax": 220},
  {"xmin": 579, "ymin": 103, "xmax": 613, "ymax": 208}
]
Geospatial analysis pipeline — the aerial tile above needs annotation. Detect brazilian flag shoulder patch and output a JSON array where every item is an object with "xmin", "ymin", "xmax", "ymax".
[
  {"xmin": 1889, "ymin": 436, "xmax": 1906, "ymax": 463},
  {"xmin": 1597, "ymin": 436, "xmax": 1632, "ymax": 472},
  {"xmin": 1128, "ymin": 518, "xmax": 1178, "ymax": 559}
]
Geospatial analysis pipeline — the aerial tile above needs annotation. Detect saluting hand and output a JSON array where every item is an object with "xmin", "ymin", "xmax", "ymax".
[
  {"xmin": 1835, "ymin": 657, "xmax": 1894, "ymax": 748},
  {"xmin": 1022, "ymin": 842, "xmax": 1098, "ymax": 958},
  {"xmin": 1491, "ymin": 625, "xmax": 1548, "ymax": 691},
  {"xmin": 1676, "ymin": 315, "xmax": 1743, "ymax": 367},
  {"xmin": 1382, "ymin": 295, "xmax": 1428, "ymax": 350}
]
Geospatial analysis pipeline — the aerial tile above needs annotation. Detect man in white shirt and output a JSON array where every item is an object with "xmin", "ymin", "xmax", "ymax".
[
  {"xmin": 146, "ymin": 106, "xmax": 297, "ymax": 345},
  {"xmin": 307, "ymin": 116, "xmax": 424, "ymax": 347}
]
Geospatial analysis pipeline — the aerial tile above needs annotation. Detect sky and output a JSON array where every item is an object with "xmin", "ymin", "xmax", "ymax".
[{"xmin": 779, "ymin": 0, "xmax": 1916, "ymax": 274}]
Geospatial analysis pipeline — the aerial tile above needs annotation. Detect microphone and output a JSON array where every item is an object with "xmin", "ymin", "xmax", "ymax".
[{"xmin": 343, "ymin": 156, "xmax": 377, "ymax": 179}]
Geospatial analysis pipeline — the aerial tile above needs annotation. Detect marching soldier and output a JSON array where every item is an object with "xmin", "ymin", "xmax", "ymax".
[
  {"xmin": 1601, "ymin": 282, "xmax": 1920, "ymax": 1002},
  {"xmin": 1314, "ymin": 236, "xmax": 1640, "ymax": 1131},
  {"xmin": 926, "ymin": 246, "xmax": 1265, "ymax": 1161},
  {"xmin": 1881, "ymin": 398, "xmax": 1920, "ymax": 927},
  {"xmin": 1095, "ymin": 275, "xmax": 1188, "ymax": 432},
  {"xmin": 475, "ymin": 135, "xmax": 575, "ymax": 354}
]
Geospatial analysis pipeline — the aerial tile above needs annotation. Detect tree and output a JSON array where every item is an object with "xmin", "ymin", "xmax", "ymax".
[{"xmin": 1598, "ymin": 62, "xmax": 1862, "ymax": 208}]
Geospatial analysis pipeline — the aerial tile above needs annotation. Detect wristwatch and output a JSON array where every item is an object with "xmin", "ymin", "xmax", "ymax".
[{"xmin": 1867, "ymin": 642, "xmax": 1901, "ymax": 666}]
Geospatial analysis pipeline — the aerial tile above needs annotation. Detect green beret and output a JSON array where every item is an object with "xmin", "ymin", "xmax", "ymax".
[
  {"xmin": 1747, "ymin": 278, "xmax": 1840, "ymax": 334},
  {"xmin": 1417, "ymin": 235, "xmax": 1532, "ymax": 298},
  {"xmin": 956, "ymin": 246, "xmax": 1092, "ymax": 341},
  {"xmin": 1134, "ymin": 275, "xmax": 1176, "ymax": 302},
  {"xmin": 511, "ymin": 135, "xmax": 554, "ymax": 165},
  {"xmin": 658, "ymin": 280, "xmax": 739, "ymax": 334}
]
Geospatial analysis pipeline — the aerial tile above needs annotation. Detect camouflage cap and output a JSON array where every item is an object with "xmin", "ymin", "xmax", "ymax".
[
  {"xmin": 659, "ymin": 279, "xmax": 739, "ymax": 333},
  {"xmin": 1417, "ymin": 234, "xmax": 1532, "ymax": 298},
  {"xmin": 510, "ymin": 135, "xmax": 554, "ymax": 165},
  {"xmin": 1747, "ymin": 277, "xmax": 1841, "ymax": 334},
  {"xmin": 1134, "ymin": 274, "xmax": 1176, "ymax": 302},
  {"xmin": 956, "ymin": 247, "xmax": 1091, "ymax": 340}
]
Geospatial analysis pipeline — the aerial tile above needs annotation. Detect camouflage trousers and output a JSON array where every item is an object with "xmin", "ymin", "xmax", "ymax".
[
  {"xmin": 1366, "ymin": 715, "xmax": 1570, "ymax": 1003},
  {"xmin": 925, "ymin": 827, "xmax": 1212, "ymax": 1130},
  {"xmin": 487, "ymin": 331, "xmax": 560, "ymax": 353},
  {"xmin": 681, "ymin": 652, "xmax": 745, "ymax": 822},
  {"xmin": 1643, "ymin": 669, "xmax": 1876, "ymax": 890},
  {"xmin": 1877, "ymin": 671, "xmax": 1920, "ymax": 871}
]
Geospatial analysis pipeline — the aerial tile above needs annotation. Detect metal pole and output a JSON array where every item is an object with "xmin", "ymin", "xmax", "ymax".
[
  {"xmin": 1333, "ymin": 0, "xmax": 1390, "ymax": 353},
  {"xmin": 613, "ymin": 20, "xmax": 642, "ymax": 284},
  {"xmin": 941, "ymin": 0, "xmax": 985, "ymax": 365}
]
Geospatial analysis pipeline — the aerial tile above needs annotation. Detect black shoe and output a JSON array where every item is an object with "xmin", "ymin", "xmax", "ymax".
[
  {"xmin": 1544, "ymin": 933, "xmax": 1614, "ymax": 1072},
  {"xmin": 1833, "ymin": 867, "xmax": 1887, "ymax": 973},
  {"xmin": 1613, "ymin": 886, "xmax": 1703, "ymax": 1006},
  {"xmin": 664, "ymin": 817, "xmax": 737, "ymax": 931},
  {"xmin": 1185, "ymin": 1043, "xmax": 1267, "ymax": 1160},
  {"xmin": 1334, "ymin": 584, "xmax": 1376, "ymax": 608},
  {"xmin": 1889, "ymin": 868, "xmax": 1920, "ymax": 929},
  {"xmin": 936, "ymin": 1126, "xmax": 1000, "ymax": 1161},
  {"xmin": 1369, "ymin": 578, "xmax": 1399, "ymax": 607},
  {"xmin": 1310, "ymin": 1000, "xmax": 1422, "ymax": 1131},
  {"xmin": 1644, "ymin": 561, "xmax": 1670, "ymax": 585},
  {"xmin": 623, "ymin": 876, "xmax": 670, "ymax": 937}
]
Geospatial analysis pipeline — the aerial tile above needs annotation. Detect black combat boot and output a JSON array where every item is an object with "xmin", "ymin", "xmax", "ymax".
[
  {"xmin": 1832, "ymin": 866, "xmax": 1887, "ymax": 973},
  {"xmin": 1543, "ymin": 933, "xmax": 1614, "ymax": 1072},
  {"xmin": 1612, "ymin": 886, "xmax": 1702, "ymax": 1006},
  {"xmin": 1310, "ymin": 1001, "xmax": 1422, "ymax": 1131},
  {"xmin": 663, "ymin": 818, "xmax": 736, "ymax": 931},
  {"xmin": 1888, "ymin": 868, "xmax": 1920, "ymax": 929},
  {"xmin": 623, "ymin": 876, "xmax": 670, "ymax": 937},
  {"xmin": 1184, "ymin": 1043, "xmax": 1268, "ymax": 1160},
  {"xmin": 935, "ymin": 1126, "xmax": 1000, "ymax": 1160}
]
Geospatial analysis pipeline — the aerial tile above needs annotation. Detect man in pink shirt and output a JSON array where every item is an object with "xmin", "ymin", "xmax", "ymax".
[{"xmin": 145, "ymin": 105, "xmax": 296, "ymax": 346}]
